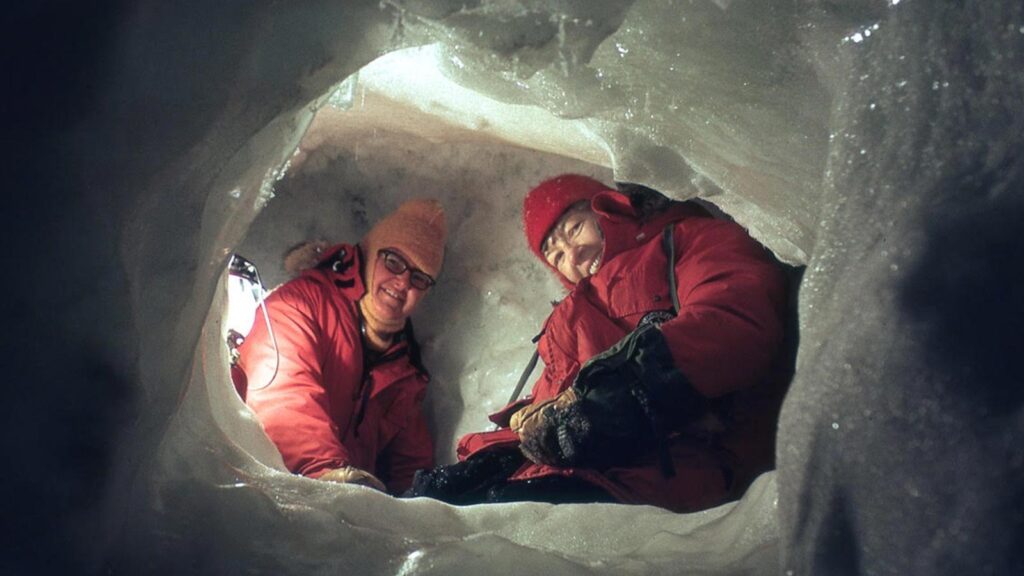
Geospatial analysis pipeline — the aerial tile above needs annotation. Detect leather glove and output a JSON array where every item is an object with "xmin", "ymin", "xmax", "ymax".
[
  {"xmin": 511, "ymin": 388, "xmax": 581, "ymax": 465},
  {"xmin": 318, "ymin": 466, "xmax": 387, "ymax": 491},
  {"xmin": 510, "ymin": 387, "xmax": 579, "ymax": 435},
  {"xmin": 515, "ymin": 323, "xmax": 706, "ymax": 470}
]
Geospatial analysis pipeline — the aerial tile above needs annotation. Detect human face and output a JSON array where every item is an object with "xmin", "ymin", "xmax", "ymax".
[
  {"xmin": 367, "ymin": 248, "xmax": 430, "ymax": 323},
  {"xmin": 541, "ymin": 204, "xmax": 605, "ymax": 284}
]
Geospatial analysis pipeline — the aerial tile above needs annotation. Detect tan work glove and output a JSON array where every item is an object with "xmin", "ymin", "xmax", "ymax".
[
  {"xmin": 510, "ymin": 388, "xmax": 580, "ymax": 465},
  {"xmin": 318, "ymin": 466, "xmax": 387, "ymax": 492}
]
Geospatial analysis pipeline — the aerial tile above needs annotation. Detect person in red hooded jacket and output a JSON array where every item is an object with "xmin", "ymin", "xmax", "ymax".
[
  {"xmin": 236, "ymin": 198, "xmax": 447, "ymax": 494},
  {"xmin": 408, "ymin": 175, "xmax": 789, "ymax": 512}
]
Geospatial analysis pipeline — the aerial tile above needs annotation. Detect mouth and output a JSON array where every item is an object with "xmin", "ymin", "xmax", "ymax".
[
  {"xmin": 379, "ymin": 285, "xmax": 406, "ymax": 308},
  {"xmin": 587, "ymin": 253, "xmax": 602, "ymax": 276}
]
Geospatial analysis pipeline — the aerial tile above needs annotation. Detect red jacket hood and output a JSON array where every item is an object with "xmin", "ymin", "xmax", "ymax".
[{"xmin": 543, "ymin": 191, "xmax": 710, "ymax": 290}]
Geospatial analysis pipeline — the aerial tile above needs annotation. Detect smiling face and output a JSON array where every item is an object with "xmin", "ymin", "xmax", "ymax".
[
  {"xmin": 541, "ymin": 203, "xmax": 605, "ymax": 284},
  {"xmin": 365, "ymin": 247, "xmax": 428, "ymax": 324}
]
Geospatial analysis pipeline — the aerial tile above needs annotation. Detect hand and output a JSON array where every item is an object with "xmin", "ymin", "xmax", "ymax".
[
  {"xmin": 511, "ymin": 388, "xmax": 581, "ymax": 466},
  {"xmin": 318, "ymin": 466, "xmax": 387, "ymax": 491},
  {"xmin": 515, "ymin": 383, "xmax": 648, "ymax": 470},
  {"xmin": 515, "ymin": 324, "xmax": 705, "ymax": 470},
  {"xmin": 510, "ymin": 388, "xmax": 578, "ymax": 434}
]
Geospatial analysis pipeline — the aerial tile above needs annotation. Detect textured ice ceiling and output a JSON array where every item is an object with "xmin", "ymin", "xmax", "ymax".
[{"xmin": 6, "ymin": 1, "xmax": 1023, "ymax": 575}]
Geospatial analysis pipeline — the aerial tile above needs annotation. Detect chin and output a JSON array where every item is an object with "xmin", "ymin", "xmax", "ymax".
[{"xmin": 371, "ymin": 300, "xmax": 402, "ymax": 321}]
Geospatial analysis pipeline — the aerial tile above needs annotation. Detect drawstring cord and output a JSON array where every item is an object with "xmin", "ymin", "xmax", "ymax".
[{"xmin": 229, "ymin": 254, "xmax": 280, "ymax": 392}]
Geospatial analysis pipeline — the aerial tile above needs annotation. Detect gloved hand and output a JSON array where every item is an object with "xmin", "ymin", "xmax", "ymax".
[
  {"xmin": 515, "ymin": 323, "xmax": 706, "ymax": 470},
  {"xmin": 509, "ymin": 387, "xmax": 579, "ymax": 435},
  {"xmin": 511, "ymin": 387, "xmax": 581, "ymax": 465},
  {"xmin": 404, "ymin": 449, "xmax": 525, "ymax": 505},
  {"xmin": 318, "ymin": 466, "xmax": 387, "ymax": 491}
]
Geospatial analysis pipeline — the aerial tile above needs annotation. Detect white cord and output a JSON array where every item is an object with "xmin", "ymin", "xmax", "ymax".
[{"xmin": 248, "ymin": 264, "xmax": 280, "ymax": 391}]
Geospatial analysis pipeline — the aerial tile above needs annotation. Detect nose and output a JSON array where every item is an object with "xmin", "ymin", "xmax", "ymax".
[
  {"xmin": 566, "ymin": 243, "xmax": 584, "ymax": 267},
  {"xmin": 392, "ymin": 270, "xmax": 411, "ymax": 289}
]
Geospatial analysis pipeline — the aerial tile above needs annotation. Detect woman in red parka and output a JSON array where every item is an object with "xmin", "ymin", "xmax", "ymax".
[
  {"xmin": 237, "ymin": 199, "xmax": 446, "ymax": 494},
  {"xmin": 410, "ymin": 175, "xmax": 788, "ymax": 512}
]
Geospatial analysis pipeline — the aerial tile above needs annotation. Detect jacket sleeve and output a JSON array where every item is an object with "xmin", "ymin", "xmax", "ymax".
[
  {"xmin": 658, "ymin": 218, "xmax": 786, "ymax": 397},
  {"xmin": 378, "ymin": 391, "xmax": 434, "ymax": 494},
  {"xmin": 240, "ymin": 280, "xmax": 352, "ymax": 478}
]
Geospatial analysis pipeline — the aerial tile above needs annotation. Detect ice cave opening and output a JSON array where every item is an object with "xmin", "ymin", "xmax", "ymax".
[
  {"xmin": 185, "ymin": 46, "xmax": 788, "ymax": 576},
  {"xmin": 12, "ymin": 2, "xmax": 1022, "ymax": 575}
]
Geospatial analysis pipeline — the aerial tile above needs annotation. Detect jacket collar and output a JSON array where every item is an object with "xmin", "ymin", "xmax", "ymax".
[
  {"xmin": 308, "ymin": 242, "xmax": 367, "ymax": 301},
  {"xmin": 591, "ymin": 190, "xmax": 709, "ymax": 266}
]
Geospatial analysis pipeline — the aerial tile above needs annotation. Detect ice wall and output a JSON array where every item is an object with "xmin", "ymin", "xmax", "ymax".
[
  {"xmin": 775, "ymin": 4, "xmax": 1024, "ymax": 573},
  {"xmin": 6, "ymin": 1, "xmax": 1023, "ymax": 575}
]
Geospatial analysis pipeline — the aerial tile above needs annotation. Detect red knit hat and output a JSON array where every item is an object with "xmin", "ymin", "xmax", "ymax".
[{"xmin": 523, "ymin": 174, "xmax": 615, "ymax": 262}]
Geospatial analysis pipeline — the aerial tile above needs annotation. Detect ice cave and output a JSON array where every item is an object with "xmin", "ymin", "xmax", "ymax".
[{"xmin": 6, "ymin": 1, "xmax": 1023, "ymax": 575}]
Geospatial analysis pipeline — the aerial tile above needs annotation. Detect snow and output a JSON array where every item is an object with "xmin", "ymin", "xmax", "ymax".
[{"xmin": 6, "ymin": 1, "xmax": 1023, "ymax": 575}]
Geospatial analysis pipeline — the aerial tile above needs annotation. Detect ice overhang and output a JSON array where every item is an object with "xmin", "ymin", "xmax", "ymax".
[
  {"xmin": 133, "ymin": 34, "xmax": 788, "ymax": 576},
  {"xmin": 313, "ymin": 45, "xmax": 610, "ymax": 168}
]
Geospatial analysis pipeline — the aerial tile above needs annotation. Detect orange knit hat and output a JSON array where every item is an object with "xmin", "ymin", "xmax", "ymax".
[
  {"xmin": 362, "ymin": 198, "xmax": 448, "ymax": 281},
  {"xmin": 359, "ymin": 198, "xmax": 447, "ymax": 343}
]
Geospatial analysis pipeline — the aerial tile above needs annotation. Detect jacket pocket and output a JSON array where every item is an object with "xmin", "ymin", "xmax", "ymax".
[{"xmin": 606, "ymin": 244, "xmax": 674, "ymax": 325}]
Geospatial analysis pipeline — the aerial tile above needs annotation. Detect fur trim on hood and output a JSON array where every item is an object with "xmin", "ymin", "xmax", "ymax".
[{"xmin": 283, "ymin": 240, "xmax": 331, "ymax": 276}]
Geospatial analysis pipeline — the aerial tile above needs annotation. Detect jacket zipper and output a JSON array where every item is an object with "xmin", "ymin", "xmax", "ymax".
[
  {"xmin": 352, "ymin": 373, "xmax": 373, "ymax": 438},
  {"xmin": 350, "ymin": 347, "xmax": 407, "ymax": 439}
]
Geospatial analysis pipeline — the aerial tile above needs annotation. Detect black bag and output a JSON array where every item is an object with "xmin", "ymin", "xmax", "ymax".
[
  {"xmin": 404, "ymin": 449, "xmax": 525, "ymax": 505},
  {"xmin": 405, "ymin": 449, "xmax": 615, "ymax": 505}
]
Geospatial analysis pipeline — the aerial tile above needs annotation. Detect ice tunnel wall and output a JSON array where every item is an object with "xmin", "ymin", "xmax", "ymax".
[
  {"xmin": 110, "ymin": 2, "xmax": 807, "ymax": 574},
  {"xmin": 7, "ymin": 1, "xmax": 1024, "ymax": 575},
  {"xmin": 126, "ymin": 102, "xmax": 788, "ymax": 576},
  {"xmin": 155, "ymin": 58, "xmax": 786, "ymax": 576}
]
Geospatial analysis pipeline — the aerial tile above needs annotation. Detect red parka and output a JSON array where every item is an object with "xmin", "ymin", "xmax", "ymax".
[
  {"xmin": 237, "ymin": 244, "xmax": 434, "ymax": 494},
  {"xmin": 457, "ymin": 193, "xmax": 788, "ymax": 512}
]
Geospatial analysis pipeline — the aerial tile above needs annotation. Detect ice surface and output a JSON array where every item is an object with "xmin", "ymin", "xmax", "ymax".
[{"xmin": 6, "ymin": 1, "xmax": 1024, "ymax": 575}]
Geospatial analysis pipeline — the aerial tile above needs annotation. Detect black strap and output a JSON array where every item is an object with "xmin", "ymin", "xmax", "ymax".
[
  {"xmin": 402, "ymin": 320, "xmax": 429, "ymax": 379},
  {"xmin": 661, "ymin": 225, "xmax": 680, "ymax": 314},
  {"xmin": 505, "ymin": 350, "xmax": 539, "ymax": 406},
  {"xmin": 656, "ymin": 224, "xmax": 680, "ymax": 477},
  {"xmin": 505, "ymin": 331, "xmax": 544, "ymax": 405}
]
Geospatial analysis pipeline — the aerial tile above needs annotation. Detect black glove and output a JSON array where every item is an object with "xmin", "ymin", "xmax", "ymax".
[
  {"xmin": 404, "ymin": 449, "xmax": 524, "ymax": 505},
  {"xmin": 519, "ymin": 323, "xmax": 706, "ymax": 471}
]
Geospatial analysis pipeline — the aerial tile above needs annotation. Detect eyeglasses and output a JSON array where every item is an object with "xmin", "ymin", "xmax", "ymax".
[{"xmin": 378, "ymin": 249, "xmax": 435, "ymax": 291}]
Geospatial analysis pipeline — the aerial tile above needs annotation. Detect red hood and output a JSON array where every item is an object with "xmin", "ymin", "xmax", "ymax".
[{"xmin": 544, "ymin": 191, "xmax": 710, "ymax": 290}]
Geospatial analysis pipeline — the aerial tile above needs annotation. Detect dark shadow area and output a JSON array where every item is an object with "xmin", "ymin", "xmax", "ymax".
[
  {"xmin": 900, "ymin": 152, "xmax": 1024, "ymax": 412},
  {"xmin": 813, "ymin": 488, "xmax": 862, "ymax": 576},
  {"xmin": 3, "ymin": 4, "xmax": 141, "ymax": 576}
]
